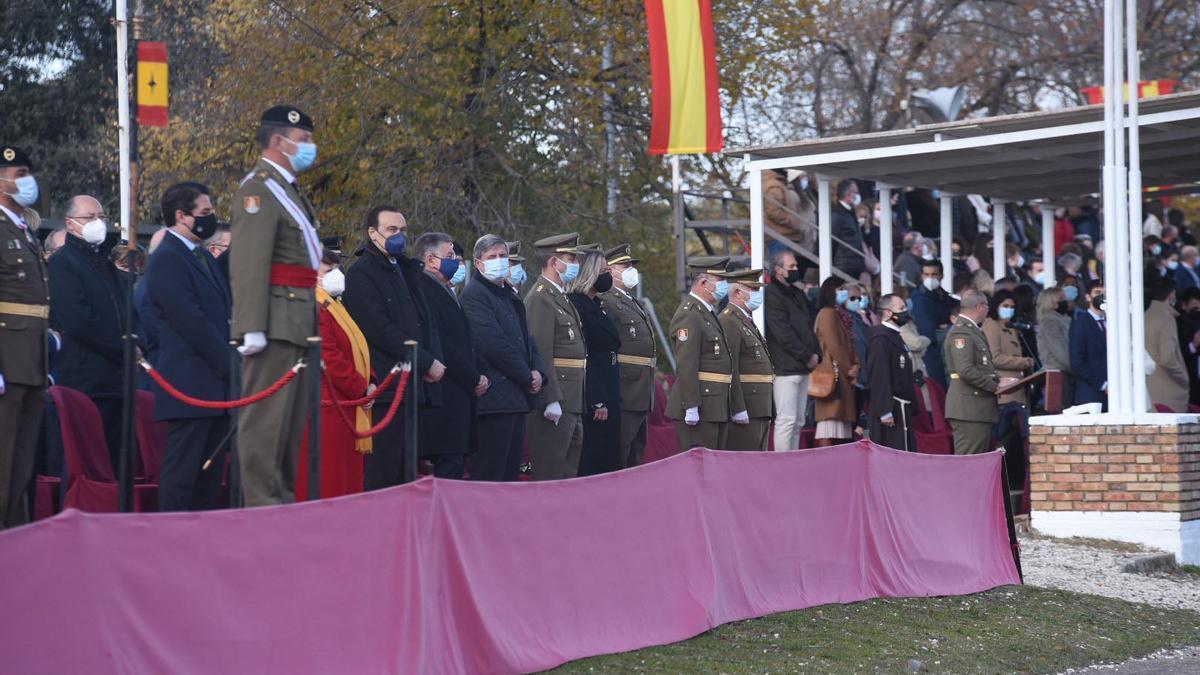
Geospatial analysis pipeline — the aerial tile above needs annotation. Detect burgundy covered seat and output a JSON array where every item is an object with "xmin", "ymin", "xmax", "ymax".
[
  {"xmin": 643, "ymin": 375, "xmax": 680, "ymax": 463},
  {"xmin": 912, "ymin": 379, "xmax": 954, "ymax": 455},
  {"xmin": 33, "ymin": 475, "xmax": 60, "ymax": 521},
  {"xmin": 48, "ymin": 386, "xmax": 156, "ymax": 513},
  {"xmin": 1154, "ymin": 403, "xmax": 1176, "ymax": 413},
  {"xmin": 134, "ymin": 390, "xmax": 167, "ymax": 483}
]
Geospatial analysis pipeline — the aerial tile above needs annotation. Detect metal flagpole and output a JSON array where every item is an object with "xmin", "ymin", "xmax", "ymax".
[
  {"xmin": 1111, "ymin": 0, "xmax": 1131, "ymax": 415},
  {"xmin": 672, "ymin": 155, "xmax": 684, "ymax": 296},
  {"xmin": 1127, "ymin": 0, "xmax": 1147, "ymax": 414},
  {"xmin": 1101, "ymin": 0, "xmax": 1121, "ymax": 416},
  {"xmin": 114, "ymin": 0, "xmax": 136, "ymax": 511}
]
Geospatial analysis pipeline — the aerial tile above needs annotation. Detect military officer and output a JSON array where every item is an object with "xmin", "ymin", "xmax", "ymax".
[
  {"xmin": 599, "ymin": 243, "xmax": 656, "ymax": 466},
  {"xmin": 506, "ymin": 240, "xmax": 530, "ymax": 294},
  {"xmin": 666, "ymin": 256, "xmax": 736, "ymax": 451},
  {"xmin": 943, "ymin": 289, "xmax": 1010, "ymax": 455},
  {"xmin": 524, "ymin": 233, "xmax": 590, "ymax": 480},
  {"xmin": 0, "ymin": 146, "xmax": 50, "ymax": 527},
  {"xmin": 229, "ymin": 105, "xmax": 324, "ymax": 506},
  {"xmin": 865, "ymin": 294, "xmax": 918, "ymax": 452},
  {"xmin": 719, "ymin": 268, "xmax": 773, "ymax": 451}
]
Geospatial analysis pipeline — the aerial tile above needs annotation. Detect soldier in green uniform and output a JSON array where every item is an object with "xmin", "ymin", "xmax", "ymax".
[
  {"xmin": 600, "ymin": 243, "xmax": 656, "ymax": 467},
  {"xmin": 666, "ymin": 256, "xmax": 736, "ymax": 451},
  {"xmin": 524, "ymin": 233, "xmax": 590, "ymax": 479},
  {"xmin": 720, "ymin": 268, "xmax": 773, "ymax": 451},
  {"xmin": 506, "ymin": 240, "xmax": 530, "ymax": 294},
  {"xmin": 230, "ymin": 106, "xmax": 324, "ymax": 506},
  {"xmin": 943, "ymin": 289, "xmax": 1008, "ymax": 455},
  {"xmin": 0, "ymin": 146, "xmax": 50, "ymax": 527}
]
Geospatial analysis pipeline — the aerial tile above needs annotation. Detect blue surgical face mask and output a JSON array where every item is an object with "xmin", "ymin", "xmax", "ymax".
[
  {"xmin": 3, "ymin": 175, "xmax": 39, "ymax": 207},
  {"xmin": 998, "ymin": 306, "xmax": 1016, "ymax": 321},
  {"xmin": 1167, "ymin": 259, "xmax": 1180, "ymax": 271},
  {"xmin": 1063, "ymin": 285, "xmax": 1079, "ymax": 302},
  {"xmin": 836, "ymin": 289, "xmax": 849, "ymax": 306},
  {"xmin": 746, "ymin": 289, "xmax": 764, "ymax": 311},
  {"xmin": 437, "ymin": 256, "xmax": 460, "ymax": 281},
  {"xmin": 1151, "ymin": 244, "xmax": 1162, "ymax": 256},
  {"xmin": 384, "ymin": 232, "xmax": 406, "ymax": 258},
  {"xmin": 482, "ymin": 257, "xmax": 510, "ymax": 281},
  {"xmin": 713, "ymin": 279, "xmax": 729, "ymax": 301},
  {"xmin": 1034, "ymin": 271, "xmax": 1046, "ymax": 285},
  {"xmin": 284, "ymin": 138, "xmax": 317, "ymax": 173},
  {"xmin": 559, "ymin": 259, "xmax": 580, "ymax": 284},
  {"xmin": 509, "ymin": 263, "xmax": 526, "ymax": 286},
  {"xmin": 847, "ymin": 298, "xmax": 863, "ymax": 312}
]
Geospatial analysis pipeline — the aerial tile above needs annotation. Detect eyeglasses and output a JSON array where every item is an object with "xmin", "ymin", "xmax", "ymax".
[{"xmin": 849, "ymin": 296, "xmax": 862, "ymax": 302}]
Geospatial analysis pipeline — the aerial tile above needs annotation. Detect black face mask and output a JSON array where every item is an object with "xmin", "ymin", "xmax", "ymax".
[
  {"xmin": 191, "ymin": 213, "xmax": 218, "ymax": 240},
  {"xmin": 594, "ymin": 271, "xmax": 613, "ymax": 293},
  {"xmin": 785, "ymin": 269, "xmax": 802, "ymax": 285},
  {"xmin": 891, "ymin": 311, "xmax": 910, "ymax": 326},
  {"xmin": 1056, "ymin": 301, "xmax": 1071, "ymax": 315}
]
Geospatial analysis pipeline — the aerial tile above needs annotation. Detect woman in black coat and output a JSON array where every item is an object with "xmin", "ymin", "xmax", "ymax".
[
  {"xmin": 566, "ymin": 251, "xmax": 622, "ymax": 476},
  {"xmin": 460, "ymin": 235, "xmax": 547, "ymax": 481}
]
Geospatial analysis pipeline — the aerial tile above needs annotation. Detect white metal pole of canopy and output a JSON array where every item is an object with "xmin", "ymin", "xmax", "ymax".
[{"xmin": 735, "ymin": 21, "xmax": 1200, "ymax": 420}]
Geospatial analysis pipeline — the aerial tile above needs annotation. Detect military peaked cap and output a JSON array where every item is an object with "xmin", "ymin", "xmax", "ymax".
[{"xmin": 261, "ymin": 105, "xmax": 314, "ymax": 131}]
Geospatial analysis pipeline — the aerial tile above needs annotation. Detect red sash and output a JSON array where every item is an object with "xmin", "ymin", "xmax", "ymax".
[{"xmin": 269, "ymin": 263, "xmax": 317, "ymax": 288}]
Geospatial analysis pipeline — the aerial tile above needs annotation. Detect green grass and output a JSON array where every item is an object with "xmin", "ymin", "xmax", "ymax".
[{"xmin": 553, "ymin": 586, "xmax": 1200, "ymax": 674}]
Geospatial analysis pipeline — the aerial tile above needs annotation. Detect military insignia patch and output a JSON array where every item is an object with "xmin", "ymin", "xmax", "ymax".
[
  {"xmin": 537, "ymin": 284, "xmax": 545, "ymax": 293},
  {"xmin": 244, "ymin": 196, "xmax": 261, "ymax": 214},
  {"xmin": 677, "ymin": 328, "xmax": 689, "ymax": 342},
  {"xmin": 2, "ymin": 148, "xmax": 14, "ymax": 161},
  {"xmin": 954, "ymin": 337, "xmax": 966, "ymax": 350},
  {"xmin": 567, "ymin": 327, "xmax": 575, "ymax": 340},
  {"xmin": 287, "ymin": 110, "xmax": 301, "ymax": 124}
]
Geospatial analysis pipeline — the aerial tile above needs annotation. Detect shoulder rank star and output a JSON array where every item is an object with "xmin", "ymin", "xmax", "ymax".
[
  {"xmin": 244, "ymin": 195, "xmax": 261, "ymax": 214},
  {"xmin": 676, "ymin": 328, "xmax": 689, "ymax": 342}
]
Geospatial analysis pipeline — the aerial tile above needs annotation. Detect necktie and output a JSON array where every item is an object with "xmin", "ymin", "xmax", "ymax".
[
  {"xmin": 1098, "ymin": 318, "xmax": 1106, "ymax": 333},
  {"xmin": 194, "ymin": 248, "xmax": 215, "ymax": 283}
]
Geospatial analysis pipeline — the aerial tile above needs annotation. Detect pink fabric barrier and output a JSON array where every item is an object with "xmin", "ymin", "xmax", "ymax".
[{"xmin": 0, "ymin": 441, "xmax": 1019, "ymax": 674}]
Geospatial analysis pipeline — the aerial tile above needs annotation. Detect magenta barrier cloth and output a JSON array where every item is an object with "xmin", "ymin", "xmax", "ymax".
[{"xmin": 0, "ymin": 441, "xmax": 1019, "ymax": 674}]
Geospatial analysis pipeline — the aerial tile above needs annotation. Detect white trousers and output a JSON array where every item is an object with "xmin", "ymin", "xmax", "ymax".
[{"xmin": 772, "ymin": 373, "xmax": 810, "ymax": 452}]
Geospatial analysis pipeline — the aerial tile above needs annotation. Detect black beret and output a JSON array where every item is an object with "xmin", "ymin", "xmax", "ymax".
[
  {"xmin": 0, "ymin": 146, "xmax": 34, "ymax": 171},
  {"xmin": 260, "ymin": 105, "xmax": 314, "ymax": 132}
]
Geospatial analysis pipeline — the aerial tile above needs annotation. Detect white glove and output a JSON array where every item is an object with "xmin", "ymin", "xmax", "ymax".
[
  {"xmin": 731, "ymin": 410, "xmax": 750, "ymax": 425},
  {"xmin": 544, "ymin": 401, "xmax": 563, "ymax": 425},
  {"xmin": 684, "ymin": 406, "xmax": 700, "ymax": 426},
  {"xmin": 238, "ymin": 331, "xmax": 267, "ymax": 357}
]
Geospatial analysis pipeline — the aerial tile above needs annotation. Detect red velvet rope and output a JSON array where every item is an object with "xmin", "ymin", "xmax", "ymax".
[
  {"xmin": 140, "ymin": 359, "xmax": 303, "ymax": 409},
  {"xmin": 320, "ymin": 366, "xmax": 402, "ymax": 407},
  {"xmin": 323, "ymin": 368, "xmax": 411, "ymax": 439}
]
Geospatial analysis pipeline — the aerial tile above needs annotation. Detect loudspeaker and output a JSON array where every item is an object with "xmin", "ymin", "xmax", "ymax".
[{"xmin": 911, "ymin": 86, "xmax": 965, "ymax": 123}]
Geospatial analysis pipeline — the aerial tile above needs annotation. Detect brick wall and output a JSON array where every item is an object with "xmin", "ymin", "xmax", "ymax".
[{"xmin": 1028, "ymin": 424, "xmax": 1200, "ymax": 520}]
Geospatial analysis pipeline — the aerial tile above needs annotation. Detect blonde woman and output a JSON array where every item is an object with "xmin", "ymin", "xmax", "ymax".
[{"xmin": 567, "ymin": 249, "xmax": 623, "ymax": 475}]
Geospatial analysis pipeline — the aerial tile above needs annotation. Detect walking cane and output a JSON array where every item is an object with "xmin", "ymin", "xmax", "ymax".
[{"xmin": 895, "ymin": 396, "xmax": 912, "ymax": 453}]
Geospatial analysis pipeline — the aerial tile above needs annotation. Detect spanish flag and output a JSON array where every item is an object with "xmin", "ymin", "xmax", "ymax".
[
  {"xmin": 645, "ymin": 0, "xmax": 723, "ymax": 155},
  {"xmin": 137, "ymin": 41, "xmax": 169, "ymax": 127}
]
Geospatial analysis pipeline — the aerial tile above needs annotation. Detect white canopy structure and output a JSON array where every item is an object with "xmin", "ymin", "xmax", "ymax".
[{"xmin": 734, "ymin": 89, "xmax": 1200, "ymax": 421}]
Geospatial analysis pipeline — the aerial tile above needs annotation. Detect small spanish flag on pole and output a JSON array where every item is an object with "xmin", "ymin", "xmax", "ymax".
[
  {"xmin": 644, "ymin": 0, "xmax": 723, "ymax": 155},
  {"xmin": 136, "ymin": 41, "xmax": 169, "ymax": 127}
]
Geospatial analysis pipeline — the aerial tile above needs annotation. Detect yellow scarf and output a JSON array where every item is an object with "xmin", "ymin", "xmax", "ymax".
[{"xmin": 317, "ymin": 288, "xmax": 374, "ymax": 454}]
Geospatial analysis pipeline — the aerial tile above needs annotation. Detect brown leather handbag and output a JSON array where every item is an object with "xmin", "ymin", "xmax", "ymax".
[{"xmin": 808, "ymin": 359, "xmax": 840, "ymax": 399}]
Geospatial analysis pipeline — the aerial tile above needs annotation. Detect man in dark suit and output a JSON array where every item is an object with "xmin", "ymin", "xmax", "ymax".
[
  {"xmin": 342, "ymin": 206, "xmax": 445, "ymax": 489},
  {"xmin": 1070, "ymin": 282, "xmax": 1108, "ymax": 408},
  {"xmin": 831, "ymin": 179, "xmax": 865, "ymax": 280},
  {"xmin": 48, "ymin": 194, "xmax": 126, "ymax": 468},
  {"xmin": 141, "ymin": 182, "xmax": 233, "ymax": 510},
  {"xmin": 412, "ymin": 232, "xmax": 486, "ymax": 479}
]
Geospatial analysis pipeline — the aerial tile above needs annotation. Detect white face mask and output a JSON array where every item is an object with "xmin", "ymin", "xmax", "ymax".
[
  {"xmin": 852, "ymin": 193, "xmax": 862, "ymax": 207},
  {"xmin": 922, "ymin": 277, "xmax": 941, "ymax": 292},
  {"xmin": 80, "ymin": 218, "xmax": 107, "ymax": 245},
  {"xmin": 621, "ymin": 266, "xmax": 640, "ymax": 289},
  {"xmin": 321, "ymin": 268, "xmax": 346, "ymax": 297}
]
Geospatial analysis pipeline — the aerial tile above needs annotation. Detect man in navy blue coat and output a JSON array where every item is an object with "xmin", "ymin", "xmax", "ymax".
[
  {"xmin": 140, "ymin": 183, "xmax": 233, "ymax": 510},
  {"xmin": 910, "ymin": 259, "xmax": 954, "ymax": 385},
  {"xmin": 1069, "ymin": 283, "xmax": 1107, "ymax": 408}
]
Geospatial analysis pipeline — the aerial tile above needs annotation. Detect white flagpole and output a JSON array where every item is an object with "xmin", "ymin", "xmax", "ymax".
[{"xmin": 115, "ymin": 0, "xmax": 132, "ymax": 241}]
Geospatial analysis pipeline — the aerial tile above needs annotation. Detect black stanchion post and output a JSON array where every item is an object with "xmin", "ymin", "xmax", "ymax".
[
  {"xmin": 306, "ymin": 335, "xmax": 322, "ymax": 500},
  {"xmin": 404, "ymin": 339, "xmax": 418, "ymax": 484},
  {"xmin": 117, "ymin": 270, "xmax": 137, "ymax": 512},
  {"xmin": 227, "ymin": 339, "xmax": 243, "ymax": 508},
  {"xmin": 998, "ymin": 449, "xmax": 1024, "ymax": 582}
]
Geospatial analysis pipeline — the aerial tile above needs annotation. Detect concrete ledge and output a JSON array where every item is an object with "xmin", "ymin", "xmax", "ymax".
[
  {"xmin": 1032, "ymin": 510, "xmax": 1198, "ymax": 564},
  {"xmin": 1031, "ymin": 412, "xmax": 1200, "ymax": 426}
]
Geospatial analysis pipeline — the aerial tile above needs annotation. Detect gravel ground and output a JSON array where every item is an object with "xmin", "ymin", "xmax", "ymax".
[
  {"xmin": 1020, "ymin": 535, "xmax": 1200, "ymax": 612},
  {"xmin": 1022, "ymin": 533, "xmax": 1200, "ymax": 673}
]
